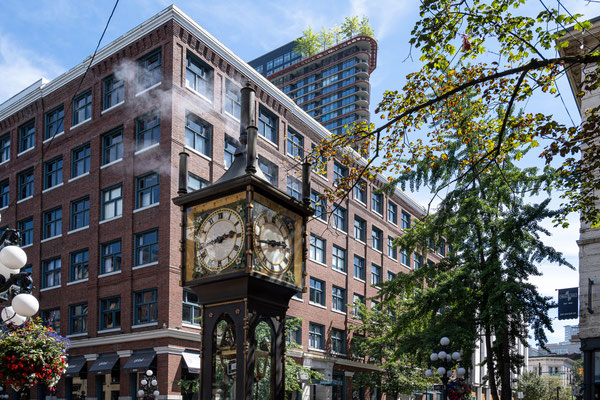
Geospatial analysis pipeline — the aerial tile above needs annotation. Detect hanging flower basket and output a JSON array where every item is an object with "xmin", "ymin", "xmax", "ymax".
[
  {"xmin": 0, "ymin": 317, "xmax": 70, "ymax": 391},
  {"xmin": 447, "ymin": 380, "xmax": 472, "ymax": 400}
]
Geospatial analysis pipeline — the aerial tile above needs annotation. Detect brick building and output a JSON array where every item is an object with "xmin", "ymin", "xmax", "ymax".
[{"xmin": 0, "ymin": 5, "xmax": 441, "ymax": 400}]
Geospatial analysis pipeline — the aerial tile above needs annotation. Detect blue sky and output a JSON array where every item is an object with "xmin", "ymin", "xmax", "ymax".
[{"xmin": 1, "ymin": 0, "xmax": 598, "ymax": 344}]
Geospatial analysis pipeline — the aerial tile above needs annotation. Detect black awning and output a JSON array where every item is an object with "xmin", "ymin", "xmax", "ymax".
[
  {"xmin": 122, "ymin": 350, "xmax": 156, "ymax": 372},
  {"xmin": 89, "ymin": 353, "xmax": 119, "ymax": 374},
  {"xmin": 64, "ymin": 356, "xmax": 87, "ymax": 376},
  {"xmin": 181, "ymin": 351, "xmax": 200, "ymax": 374}
]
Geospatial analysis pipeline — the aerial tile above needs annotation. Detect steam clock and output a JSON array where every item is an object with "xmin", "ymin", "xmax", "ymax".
[{"xmin": 173, "ymin": 84, "xmax": 312, "ymax": 399}]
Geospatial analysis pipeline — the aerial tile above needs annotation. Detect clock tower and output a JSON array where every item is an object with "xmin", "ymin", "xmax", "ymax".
[{"xmin": 173, "ymin": 83, "xmax": 312, "ymax": 399}]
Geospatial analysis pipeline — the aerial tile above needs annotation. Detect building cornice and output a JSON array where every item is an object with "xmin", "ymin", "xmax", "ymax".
[{"xmin": 67, "ymin": 328, "xmax": 200, "ymax": 349}]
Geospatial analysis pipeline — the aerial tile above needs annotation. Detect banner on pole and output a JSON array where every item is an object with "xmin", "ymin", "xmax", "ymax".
[{"xmin": 558, "ymin": 287, "xmax": 578, "ymax": 320}]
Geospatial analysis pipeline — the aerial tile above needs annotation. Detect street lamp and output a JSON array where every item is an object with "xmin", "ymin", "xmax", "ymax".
[
  {"xmin": 425, "ymin": 337, "xmax": 467, "ymax": 400},
  {"xmin": 0, "ymin": 228, "xmax": 38, "ymax": 327},
  {"xmin": 137, "ymin": 369, "xmax": 159, "ymax": 399}
]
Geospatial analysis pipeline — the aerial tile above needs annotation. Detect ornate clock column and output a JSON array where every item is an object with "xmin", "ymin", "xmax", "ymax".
[{"xmin": 173, "ymin": 84, "xmax": 312, "ymax": 400}]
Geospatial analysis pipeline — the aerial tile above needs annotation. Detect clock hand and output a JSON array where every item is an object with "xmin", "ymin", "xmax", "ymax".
[
  {"xmin": 200, "ymin": 231, "xmax": 236, "ymax": 250},
  {"xmin": 257, "ymin": 239, "xmax": 287, "ymax": 248}
]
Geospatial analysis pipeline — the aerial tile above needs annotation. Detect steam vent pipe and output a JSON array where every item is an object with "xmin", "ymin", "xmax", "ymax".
[
  {"xmin": 178, "ymin": 151, "xmax": 189, "ymax": 195},
  {"xmin": 242, "ymin": 83, "xmax": 257, "ymax": 175}
]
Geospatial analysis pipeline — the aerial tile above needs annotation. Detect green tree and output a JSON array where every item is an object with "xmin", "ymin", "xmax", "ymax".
[
  {"xmin": 518, "ymin": 371, "xmax": 551, "ymax": 400},
  {"xmin": 358, "ymin": 16, "xmax": 374, "ymax": 37},
  {"xmin": 318, "ymin": 27, "xmax": 333, "ymax": 51},
  {"xmin": 340, "ymin": 16, "xmax": 360, "ymax": 39},
  {"xmin": 294, "ymin": 26, "xmax": 319, "ymax": 57},
  {"xmin": 351, "ymin": 301, "xmax": 435, "ymax": 397},
  {"xmin": 330, "ymin": 25, "xmax": 343, "ymax": 44}
]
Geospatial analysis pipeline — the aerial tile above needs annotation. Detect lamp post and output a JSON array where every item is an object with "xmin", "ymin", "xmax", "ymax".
[
  {"xmin": 137, "ymin": 370, "xmax": 160, "ymax": 399},
  {"xmin": 0, "ymin": 228, "xmax": 39, "ymax": 326},
  {"xmin": 425, "ymin": 337, "xmax": 466, "ymax": 400}
]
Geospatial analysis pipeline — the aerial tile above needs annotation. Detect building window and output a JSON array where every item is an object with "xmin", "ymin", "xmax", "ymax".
[
  {"xmin": 185, "ymin": 113, "xmax": 212, "ymax": 156},
  {"xmin": 401, "ymin": 249, "xmax": 410, "ymax": 266},
  {"xmin": 353, "ymin": 294, "xmax": 365, "ymax": 316},
  {"xmin": 332, "ymin": 286, "xmax": 346, "ymax": 312},
  {"xmin": 354, "ymin": 255, "xmax": 365, "ymax": 280},
  {"xmin": 414, "ymin": 253, "xmax": 423, "ymax": 270},
  {"xmin": 100, "ymin": 297, "xmax": 121, "ymax": 330},
  {"xmin": 286, "ymin": 128, "xmax": 304, "ymax": 159},
  {"xmin": 372, "ymin": 226, "xmax": 383, "ymax": 251},
  {"xmin": 17, "ymin": 217, "xmax": 33, "ymax": 246},
  {"xmin": 138, "ymin": 48, "xmax": 162, "ymax": 90},
  {"xmin": 70, "ymin": 196, "xmax": 90, "ymax": 230},
  {"xmin": 71, "ymin": 143, "xmax": 90, "ymax": 178},
  {"xmin": 225, "ymin": 80, "xmax": 241, "ymax": 119},
  {"xmin": 17, "ymin": 168, "xmax": 34, "ymax": 200},
  {"xmin": 258, "ymin": 106, "xmax": 278, "ymax": 144},
  {"xmin": 70, "ymin": 249, "xmax": 89, "ymax": 282},
  {"xmin": 438, "ymin": 239, "xmax": 446, "ymax": 256},
  {"xmin": 310, "ymin": 234, "xmax": 326, "ymax": 264},
  {"xmin": 136, "ymin": 172, "xmax": 159, "ymax": 209},
  {"xmin": 69, "ymin": 303, "xmax": 88, "ymax": 334},
  {"xmin": 372, "ymin": 193, "xmax": 383, "ymax": 215},
  {"xmin": 332, "ymin": 245, "xmax": 347, "ymax": 273},
  {"xmin": 286, "ymin": 176, "xmax": 302, "ymax": 201},
  {"xmin": 45, "ymin": 105, "xmax": 64, "ymax": 140},
  {"xmin": 103, "ymin": 75, "xmax": 124, "ymax": 110},
  {"xmin": 387, "ymin": 271, "xmax": 397, "ymax": 281},
  {"xmin": 136, "ymin": 112, "xmax": 160, "ymax": 150},
  {"xmin": 0, "ymin": 133, "xmax": 10, "ymax": 163},
  {"xmin": 309, "ymin": 322, "xmax": 325, "ymax": 350},
  {"xmin": 309, "ymin": 277, "xmax": 325, "ymax": 306},
  {"xmin": 388, "ymin": 236, "xmax": 397, "ymax": 260},
  {"xmin": 18, "ymin": 120, "xmax": 35, "ymax": 153},
  {"xmin": 102, "ymin": 128, "xmax": 123, "ymax": 165},
  {"xmin": 354, "ymin": 216, "xmax": 366, "ymax": 242},
  {"xmin": 186, "ymin": 53, "xmax": 212, "ymax": 98},
  {"xmin": 43, "ymin": 157, "xmax": 63, "ymax": 190},
  {"xmin": 310, "ymin": 190, "xmax": 326, "ymax": 221},
  {"xmin": 224, "ymin": 135, "xmax": 237, "ymax": 169},
  {"xmin": 183, "ymin": 290, "xmax": 201, "ymax": 326},
  {"xmin": 101, "ymin": 239, "xmax": 121, "ymax": 275},
  {"xmin": 331, "ymin": 328, "xmax": 345, "ymax": 354},
  {"xmin": 0, "ymin": 180, "xmax": 8, "ymax": 208},
  {"xmin": 42, "ymin": 258, "xmax": 61, "ymax": 289},
  {"xmin": 354, "ymin": 180, "xmax": 367, "ymax": 204},
  {"xmin": 388, "ymin": 201, "xmax": 398, "ymax": 225},
  {"xmin": 134, "ymin": 288, "xmax": 158, "ymax": 325},
  {"xmin": 42, "ymin": 207, "xmax": 62, "ymax": 239},
  {"xmin": 101, "ymin": 184, "xmax": 122, "ymax": 220},
  {"xmin": 333, "ymin": 162, "xmax": 348, "ymax": 182},
  {"xmin": 187, "ymin": 173, "xmax": 208, "ymax": 192},
  {"xmin": 401, "ymin": 211, "xmax": 411, "ymax": 230},
  {"xmin": 333, "ymin": 204, "xmax": 347, "ymax": 232},
  {"xmin": 73, "ymin": 90, "xmax": 92, "ymax": 125},
  {"xmin": 286, "ymin": 316, "xmax": 302, "ymax": 345},
  {"xmin": 258, "ymin": 156, "xmax": 278, "ymax": 186},
  {"xmin": 135, "ymin": 229, "xmax": 158, "ymax": 266},
  {"xmin": 371, "ymin": 264, "xmax": 382, "ymax": 286},
  {"xmin": 41, "ymin": 308, "xmax": 60, "ymax": 332}
]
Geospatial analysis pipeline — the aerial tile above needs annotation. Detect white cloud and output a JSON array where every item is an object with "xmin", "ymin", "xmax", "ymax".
[
  {"xmin": 0, "ymin": 34, "xmax": 63, "ymax": 104},
  {"xmin": 350, "ymin": 0, "xmax": 411, "ymax": 40}
]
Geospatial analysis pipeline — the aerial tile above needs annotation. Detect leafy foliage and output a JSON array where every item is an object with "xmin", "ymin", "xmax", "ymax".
[
  {"xmin": 0, "ymin": 317, "xmax": 69, "ymax": 390},
  {"xmin": 284, "ymin": 317, "xmax": 325, "ymax": 397},
  {"xmin": 294, "ymin": 16, "xmax": 375, "ymax": 57},
  {"xmin": 312, "ymin": 0, "xmax": 600, "ymax": 227}
]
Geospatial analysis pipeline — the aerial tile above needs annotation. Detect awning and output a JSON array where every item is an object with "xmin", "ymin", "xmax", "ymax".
[
  {"xmin": 181, "ymin": 351, "xmax": 201, "ymax": 374},
  {"xmin": 64, "ymin": 356, "xmax": 87, "ymax": 377},
  {"xmin": 122, "ymin": 350, "xmax": 156, "ymax": 372},
  {"xmin": 89, "ymin": 353, "xmax": 119, "ymax": 375}
]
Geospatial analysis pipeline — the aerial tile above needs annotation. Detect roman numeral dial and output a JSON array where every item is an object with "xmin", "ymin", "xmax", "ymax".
[
  {"xmin": 195, "ymin": 207, "xmax": 244, "ymax": 273},
  {"xmin": 253, "ymin": 210, "xmax": 293, "ymax": 274}
]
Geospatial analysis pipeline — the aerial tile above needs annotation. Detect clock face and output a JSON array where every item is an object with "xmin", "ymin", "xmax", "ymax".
[
  {"xmin": 253, "ymin": 210, "xmax": 293, "ymax": 274},
  {"xmin": 195, "ymin": 207, "xmax": 244, "ymax": 273}
]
